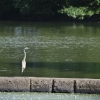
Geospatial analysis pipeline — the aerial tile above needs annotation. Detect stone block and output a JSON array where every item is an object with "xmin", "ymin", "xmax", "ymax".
[
  {"xmin": 53, "ymin": 78, "xmax": 74, "ymax": 93},
  {"xmin": 30, "ymin": 78, "xmax": 52, "ymax": 92},
  {"xmin": 0, "ymin": 77, "xmax": 30, "ymax": 92},
  {"xmin": 75, "ymin": 79, "xmax": 100, "ymax": 94}
]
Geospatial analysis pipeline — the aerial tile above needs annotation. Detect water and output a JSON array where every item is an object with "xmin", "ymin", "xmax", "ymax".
[
  {"xmin": 0, "ymin": 92, "xmax": 100, "ymax": 100},
  {"xmin": 0, "ymin": 21, "xmax": 100, "ymax": 78}
]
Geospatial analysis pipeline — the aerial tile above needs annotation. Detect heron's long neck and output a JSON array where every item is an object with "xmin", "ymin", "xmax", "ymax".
[{"xmin": 23, "ymin": 49, "xmax": 26, "ymax": 60}]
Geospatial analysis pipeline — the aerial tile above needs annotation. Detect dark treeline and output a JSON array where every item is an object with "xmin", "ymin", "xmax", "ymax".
[{"xmin": 0, "ymin": 0, "xmax": 100, "ymax": 21}]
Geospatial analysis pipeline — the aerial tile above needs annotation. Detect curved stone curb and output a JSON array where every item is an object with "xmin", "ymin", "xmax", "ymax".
[
  {"xmin": 30, "ymin": 78, "xmax": 52, "ymax": 92},
  {"xmin": 75, "ymin": 79, "xmax": 100, "ymax": 94},
  {"xmin": 0, "ymin": 77, "xmax": 30, "ymax": 92},
  {"xmin": 0, "ymin": 77, "xmax": 100, "ymax": 94},
  {"xmin": 53, "ymin": 78, "xmax": 74, "ymax": 93}
]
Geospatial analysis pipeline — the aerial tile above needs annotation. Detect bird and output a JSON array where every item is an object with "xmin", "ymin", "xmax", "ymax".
[{"xmin": 22, "ymin": 47, "xmax": 29, "ymax": 73}]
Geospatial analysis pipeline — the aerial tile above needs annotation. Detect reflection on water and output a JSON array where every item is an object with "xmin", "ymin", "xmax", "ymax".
[
  {"xmin": 0, "ymin": 21, "xmax": 100, "ymax": 78},
  {"xmin": 0, "ymin": 92, "xmax": 100, "ymax": 100}
]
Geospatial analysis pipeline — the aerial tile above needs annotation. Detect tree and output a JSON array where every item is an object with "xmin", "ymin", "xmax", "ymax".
[
  {"xmin": 59, "ymin": 0, "xmax": 100, "ymax": 19},
  {"xmin": 0, "ymin": 0, "xmax": 12, "ymax": 15},
  {"xmin": 0, "ymin": 0, "xmax": 100, "ymax": 20},
  {"xmin": 13, "ymin": 0, "xmax": 66, "ymax": 15}
]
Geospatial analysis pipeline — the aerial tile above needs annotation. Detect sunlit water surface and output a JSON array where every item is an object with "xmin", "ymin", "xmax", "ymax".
[
  {"xmin": 0, "ymin": 21, "xmax": 100, "ymax": 78},
  {"xmin": 0, "ymin": 92, "xmax": 100, "ymax": 100}
]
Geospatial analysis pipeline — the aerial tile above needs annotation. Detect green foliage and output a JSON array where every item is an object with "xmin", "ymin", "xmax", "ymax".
[
  {"xmin": 89, "ymin": 0, "xmax": 100, "ymax": 14},
  {"xmin": 59, "ymin": 0, "xmax": 100, "ymax": 19},
  {"xmin": 59, "ymin": 6, "xmax": 95, "ymax": 19},
  {"xmin": 0, "ymin": 0, "xmax": 100, "ymax": 20}
]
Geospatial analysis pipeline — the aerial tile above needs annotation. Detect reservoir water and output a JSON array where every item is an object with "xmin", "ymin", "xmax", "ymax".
[
  {"xmin": 0, "ymin": 21, "xmax": 100, "ymax": 78},
  {"xmin": 0, "ymin": 92, "xmax": 100, "ymax": 100}
]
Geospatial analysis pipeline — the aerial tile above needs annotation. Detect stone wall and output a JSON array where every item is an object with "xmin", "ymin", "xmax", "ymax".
[{"xmin": 0, "ymin": 77, "xmax": 100, "ymax": 94}]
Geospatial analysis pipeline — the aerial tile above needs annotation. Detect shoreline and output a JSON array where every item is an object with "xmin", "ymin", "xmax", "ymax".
[{"xmin": 0, "ymin": 77, "xmax": 100, "ymax": 94}]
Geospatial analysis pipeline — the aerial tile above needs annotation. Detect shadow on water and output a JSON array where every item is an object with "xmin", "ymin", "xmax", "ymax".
[{"xmin": 2, "ymin": 62, "xmax": 100, "ymax": 78}]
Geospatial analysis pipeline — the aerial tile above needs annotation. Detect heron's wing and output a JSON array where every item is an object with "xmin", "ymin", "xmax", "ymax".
[{"xmin": 22, "ymin": 60, "xmax": 26, "ymax": 72}]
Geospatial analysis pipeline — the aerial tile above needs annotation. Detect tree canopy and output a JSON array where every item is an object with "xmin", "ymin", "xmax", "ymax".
[{"xmin": 0, "ymin": 0, "xmax": 100, "ymax": 21}]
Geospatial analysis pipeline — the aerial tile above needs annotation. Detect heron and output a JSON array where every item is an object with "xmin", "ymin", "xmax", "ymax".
[{"xmin": 22, "ymin": 47, "xmax": 29, "ymax": 73}]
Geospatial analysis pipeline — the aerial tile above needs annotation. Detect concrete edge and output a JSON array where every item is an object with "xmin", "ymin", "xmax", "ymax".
[{"xmin": 0, "ymin": 77, "xmax": 100, "ymax": 94}]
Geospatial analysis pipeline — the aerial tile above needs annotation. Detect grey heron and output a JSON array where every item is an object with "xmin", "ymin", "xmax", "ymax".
[{"xmin": 22, "ymin": 47, "xmax": 29, "ymax": 73}]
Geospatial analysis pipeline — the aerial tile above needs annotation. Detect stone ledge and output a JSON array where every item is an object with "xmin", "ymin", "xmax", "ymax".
[
  {"xmin": 30, "ymin": 77, "xmax": 52, "ymax": 92},
  {"xmin": 75, "ymin": 79, "xmax": 100, "ymax": 94},
  {"xmin": 0, "ymin": 77, "xmax": 100, "ymax": 94},
  {"xmin": 0, "ymin": 77, "xmax": 30, "ymax": 92},
  {"xmin": 53, "ymin": 78, "xmax": 74, "ymax": 93}
]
